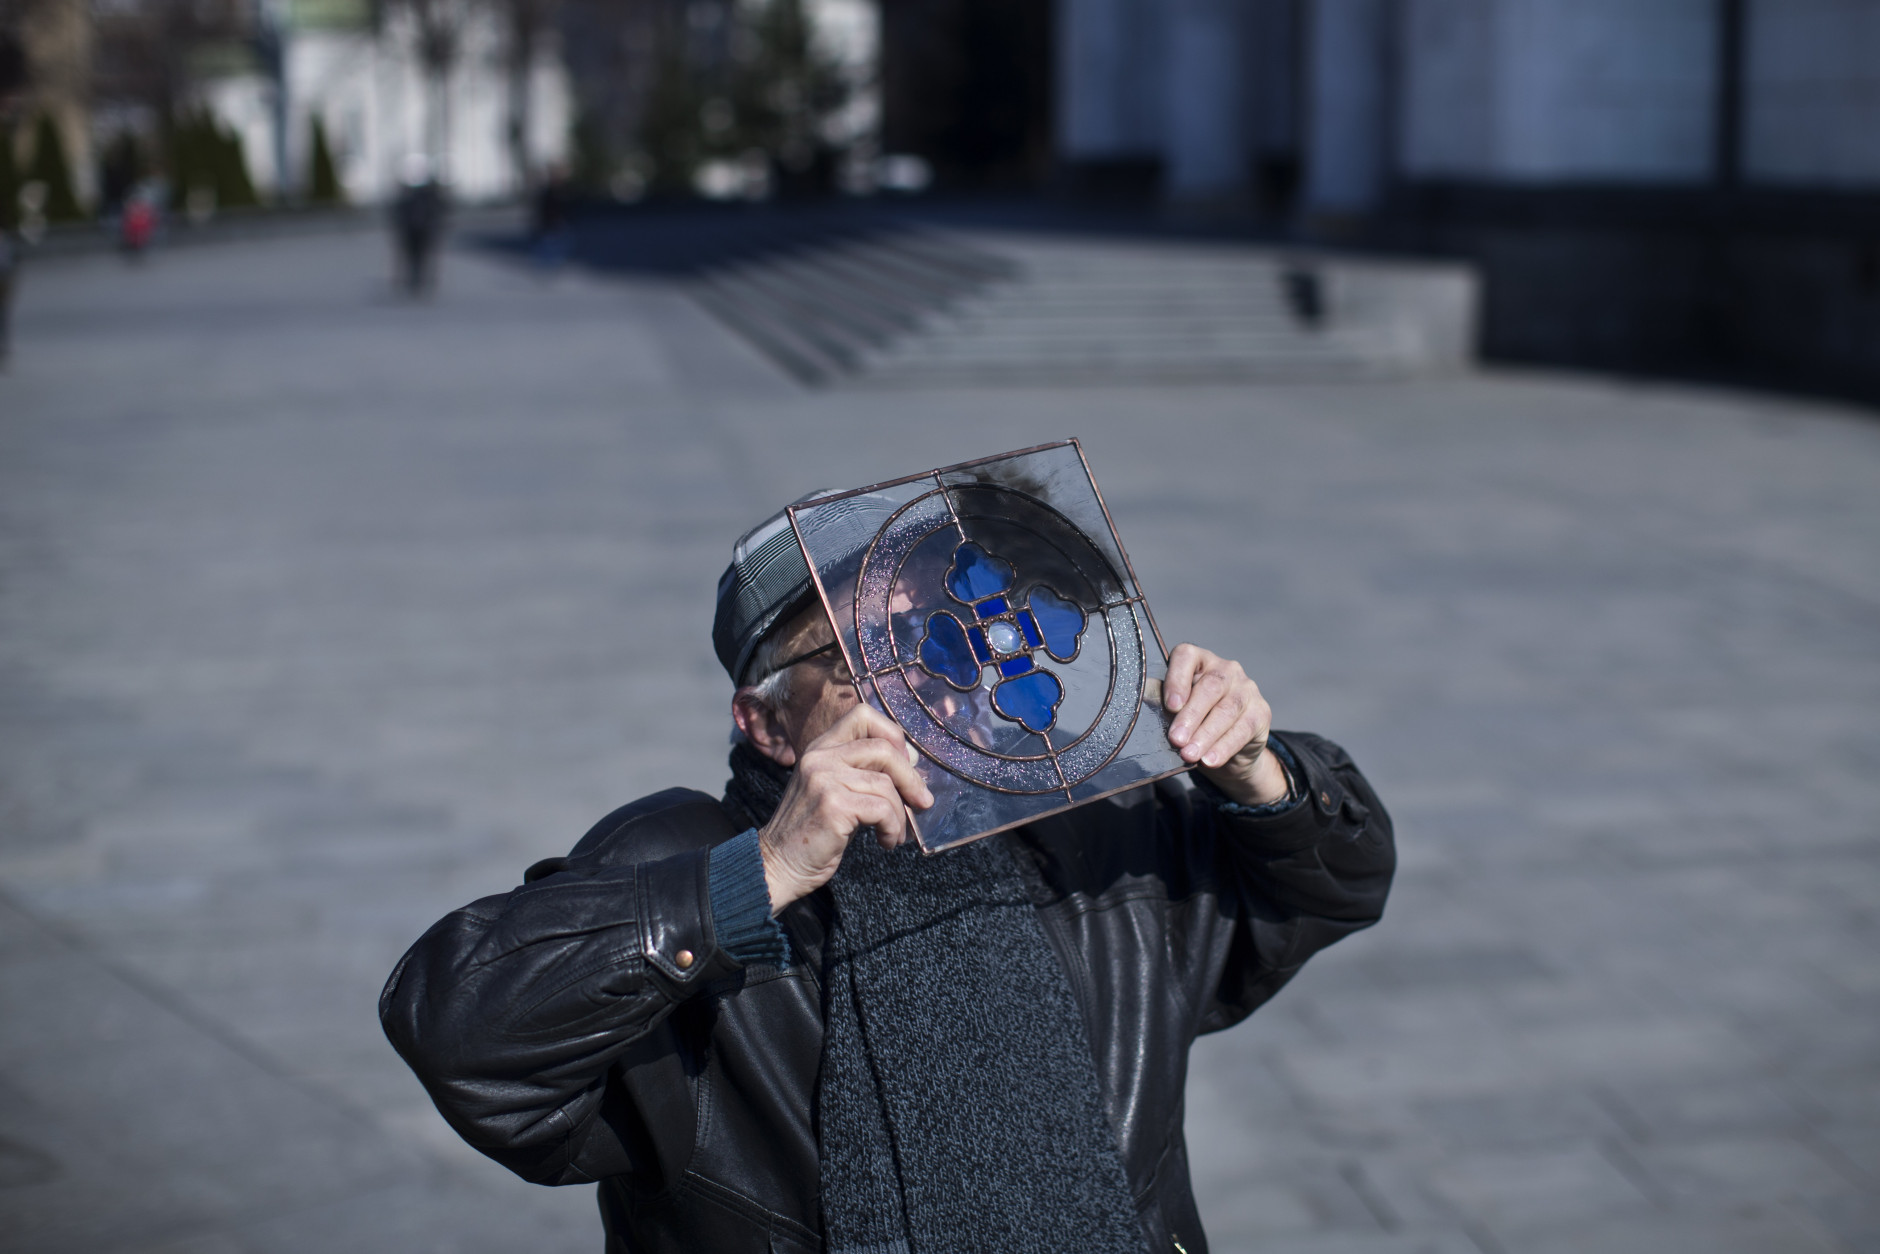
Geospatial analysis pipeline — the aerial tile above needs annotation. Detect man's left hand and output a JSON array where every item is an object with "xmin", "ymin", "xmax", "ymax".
[{"xmin": 1164, "ymin": 643, "xmax": 1290, "ymax": 807}]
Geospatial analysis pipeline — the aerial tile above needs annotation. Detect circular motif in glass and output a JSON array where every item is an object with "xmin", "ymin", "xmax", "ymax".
[{"xmin": 851, "ymin": 484, "xmax": 1148, "ymax": 796}]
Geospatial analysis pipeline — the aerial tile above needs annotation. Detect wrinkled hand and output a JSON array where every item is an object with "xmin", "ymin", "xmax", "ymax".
[
  {"xmin": 758, "ymin": 704, "xmax": 933, "ymax": 914},
  {"xmin": 1164, "ymin": 643, "xmax": 1290, "ymax": 807}
]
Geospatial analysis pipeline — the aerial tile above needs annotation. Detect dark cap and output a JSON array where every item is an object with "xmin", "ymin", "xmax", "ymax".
[{"xmin": 713, "ymin": 490, "xmax": 839, "ymax": 685}]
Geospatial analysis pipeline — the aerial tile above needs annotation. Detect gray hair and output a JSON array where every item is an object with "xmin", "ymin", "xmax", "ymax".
[
  {"xmin": 729, "ymin": 628, "xmax": 801, "ymax": 743},
  {"xmin": 739, "ymin": 629, "xmax": 800, "ymax": 712}
]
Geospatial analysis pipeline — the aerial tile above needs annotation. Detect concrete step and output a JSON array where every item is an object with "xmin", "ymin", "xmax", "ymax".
[
  {"xmin": 689, "ymin": 226, "xmax": 1016, "ymax": 384},
  {"xmin": 688, "ymin": 227, "xmax": 1479, "ymax": 387}
]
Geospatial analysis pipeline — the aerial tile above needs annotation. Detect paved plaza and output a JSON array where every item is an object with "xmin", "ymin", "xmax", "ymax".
[{"xmin": 1, "ymin": 227, "xmax": 1877, "ymax": 1254}]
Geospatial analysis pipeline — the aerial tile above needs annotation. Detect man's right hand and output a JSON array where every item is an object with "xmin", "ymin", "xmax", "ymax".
[{"xmin": 758, "ymin": 705, "xmax": 934, "ymax": 914}]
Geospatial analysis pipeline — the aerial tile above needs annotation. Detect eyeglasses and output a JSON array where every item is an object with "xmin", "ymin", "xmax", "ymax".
[
  {"xmin": 775, "ymin": 640, "xmax": 837, "ymax": 670},
  {"xmin": 774, "ymin": 640, "xmax": 853, "ymax": 684}
]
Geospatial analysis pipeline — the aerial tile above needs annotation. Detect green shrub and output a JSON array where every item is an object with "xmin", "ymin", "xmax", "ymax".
[
  {"xmin": 628, "ymin": 0, "xmax": 849, "ymax": 199},
  {"xmin": 165, "ymin": 111, "xmax": 212, "ymax": 211},
  {"xmin": 639, "ymin": 40, "xmax": 705, "ymax": 196},
  {"xmin": 308, "ymin": 115, "xmax": 344, "ymax": 203},
  {"xmin": 166, "ymin": 110, "xmax": 261, "ymax": 213},
  {"xmin": 28, "ymin": 113, "xmax": 85, "ymax": 221},
  {"xmin": 215, "ymin": 123, "xmax": 259, "ymax": 208}
]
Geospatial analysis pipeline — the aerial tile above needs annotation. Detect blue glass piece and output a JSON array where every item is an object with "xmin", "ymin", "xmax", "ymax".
[
  {"xmin": 946, "ymin": 541, "xmax": 1016, "ymax": 605},
  {"xmin": 975, "ymin": 596, "xmax": 1009, "ymax": 619},
  {"xmin": 967, "ymin": 625, "xmax": 991, "ymax": 664},
  {"xmin": 991, "ymin": 669, "xmax": 1062, "ymax": 733},
  {"xmin": 984, "ymin": 620, "xmax": 1026, "ymax": 655},
  {"xmin": 999, "ymin": 655, "xmax": 1034, "ymax": 677},
  {"xmin": 1026, "ymin": 585, "xmax": 1087, "ymax": 663},
  {"xmin": 1017, "ymin": 609, "xmax": 1042, "ymax": 647},
  {"xmin": 917, "ymin": 611, "xmax": 981, "ymax": 689}
]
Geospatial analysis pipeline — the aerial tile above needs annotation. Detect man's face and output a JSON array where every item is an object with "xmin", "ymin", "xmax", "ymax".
[{"xmin": 738, "ymin": 605, "xmax": 859, "ymax": 765}]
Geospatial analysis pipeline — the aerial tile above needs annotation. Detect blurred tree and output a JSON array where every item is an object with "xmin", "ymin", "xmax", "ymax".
[
  {"xmin": 88, "ymin": 0, "xmax": 252, "ymax": 136},
  {"xmin": 638, "ymin": 28, "xmax": 703, "ymax": 196},
  {"xmin": 164, "ymin": 111, "xmax": 193, "ymax": 209},
  {"xmin": 214, "ymin": 118, "xmax": 257, "ymax": 207},
  {"xmin": 308, "ymin": 113, "xmax": 344, "ymax": 203},
  {"xmin": 731, "ymin": 0, "xmax": 846, "ymax": 195},
  {"xmin": 628, "ymin": 0, "xmax": 849, "ymax": 199},
  {"xmin": 378, "ymin": 0, "xmax": 481, "ymax": 174},
  {"xmin": 496, "ymin": 0, "xmax": 559, "ymax": 189},
  {"xmin": 166, "ymin": 108, "xmax": 257, "ymax": 213},
  {"xmin": 27, "ymin": 110, "xmax": 82, "ymax": 220},
  {"xmin": 0, "ymin": 119, "xmax": 18, "ymax": 230},
  {"xmin": 165, "ymin": 109, "xmax": 205, "ymax": 210},
  {"xmin": 555, "ymin": 0, "xmax": 651, "ymax": 192},
  {"xmin": 568, "ymin": 108, "xmax": 611, "ymax": 194}
]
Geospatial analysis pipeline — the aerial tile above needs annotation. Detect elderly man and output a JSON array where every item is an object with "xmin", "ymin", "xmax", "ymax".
[{"xmin": 382, "ymin": 499, "xmax": 1394, "ymax": 1254}]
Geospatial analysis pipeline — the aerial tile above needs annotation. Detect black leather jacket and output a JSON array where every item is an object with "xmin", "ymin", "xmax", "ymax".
[{"xmin": 381, "ymin": 731, "xmax": 1394, "ymax": 1253}]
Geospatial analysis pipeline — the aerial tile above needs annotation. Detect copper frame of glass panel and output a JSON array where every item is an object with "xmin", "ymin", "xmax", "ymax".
[{"xmin": 787, "ymin": 439, "xmax": 1188, "ymax": 853}]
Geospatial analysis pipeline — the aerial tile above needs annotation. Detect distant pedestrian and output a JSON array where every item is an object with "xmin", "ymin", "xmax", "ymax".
[
  {"xmin": 120, "ymin": 185, "xmax": 158, "ymax": 259},
  {"xmin": 391, "ymin": 154, "xmax": 446, "ymax": 296},
  {"xmin": 0, "ymin": 226, "xmax": 17, "ymax": 368},
  {"xmin": 530, "ymin": 163, "xmax": 572, "ymax": 273}
]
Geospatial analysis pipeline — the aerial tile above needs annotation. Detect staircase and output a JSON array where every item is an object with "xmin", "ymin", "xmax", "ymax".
[
  {"xmin": 690, "ymin": 228, "xmax": 1019, "ymax": 384},
  {"xmin": 691, "ymin": 227, "xmax": 1479, "ymax": 387}
]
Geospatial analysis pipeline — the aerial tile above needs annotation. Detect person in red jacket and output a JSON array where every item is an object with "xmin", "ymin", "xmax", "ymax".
[{"xmin": 120, "ymin": 185, "xmax": 157, "ymax": 257}]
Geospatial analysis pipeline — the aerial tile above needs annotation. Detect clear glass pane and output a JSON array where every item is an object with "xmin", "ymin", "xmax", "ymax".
[{"xmin": 791, "ymin": 442, "xmax": 1190, "ymax": 852}]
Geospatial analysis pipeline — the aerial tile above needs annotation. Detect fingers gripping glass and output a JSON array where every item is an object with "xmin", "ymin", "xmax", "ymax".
[{"xmin": 785, "ymin": 440, "xmax": 1191, "ymax": 853}]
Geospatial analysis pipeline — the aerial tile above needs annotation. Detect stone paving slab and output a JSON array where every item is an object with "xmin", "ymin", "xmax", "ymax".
[{"xmin": 1, "ymin": 231, "xmax": 1876, "ymax": 1253}]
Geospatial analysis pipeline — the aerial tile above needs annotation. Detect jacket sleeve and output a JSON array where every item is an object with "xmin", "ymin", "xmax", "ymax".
[
  {"xmin": 1193, "ymin": 729, "xmax": 1396, "ymax": 1034},
  {"xmin": 378, "ymin": 842, "xmax": 737, "ymax": 1185}
]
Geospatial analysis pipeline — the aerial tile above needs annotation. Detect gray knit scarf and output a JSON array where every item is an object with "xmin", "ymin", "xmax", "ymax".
[{"xmin": 725, "ymin": 746, "xmax": 1147, "ymax": 1254}]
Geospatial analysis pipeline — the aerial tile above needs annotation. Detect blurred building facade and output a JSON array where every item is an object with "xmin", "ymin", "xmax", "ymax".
[
  {"xmin": 8, "ymin": 0, "xmax": 874, "ymax": 213},
  {"xmin": 5, "ymin": 0, "xmax": 573, "ymax": 210},
  {"xmin": 171, "ymin": 0, "xmax": 574, "ymax": 204},
  {"xmin": 2, "ymin": 0, "xmax": 96, "ymax": 207},
  {"xmin": 987, "ymin": 0, "xmax": 1877, "ymax": 395},
  {"xmin": 249, "ymin": 0, "xmax": 573, "ymax": 203},
  {"xmin": 880, "ymin": 0, "xmax": 1050, "ymax": 189},
  {"xmin": 891, "ymin": 0, "xmax": 1879, "ymax": 216}
]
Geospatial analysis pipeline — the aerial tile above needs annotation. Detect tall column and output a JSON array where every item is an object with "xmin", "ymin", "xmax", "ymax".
[
  {"xmin": 1058, "ymin": 0, "xmax": 1131, "ymax": 159},
  {"xmin": 1714, "ymin": 0, "xmax": 1746, "ymax": 187},
  {"xmin": 1163, "ymin": 0, "xmax": 1246, "ymax": 206},
  {"xmin": 18, "ymin": 0, "xmax": 94, "ymax": 207},
  {"xmin": 1246, "ymin": 0, "xmax": 1304, "ymax": 166},
  {"xmin": 1302, "ymin": 0, "xmax": 1390, "ymax": 218}
]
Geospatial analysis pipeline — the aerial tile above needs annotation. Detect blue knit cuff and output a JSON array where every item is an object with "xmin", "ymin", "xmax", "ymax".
[
  {"xmin": 1208, "ymin": 736, "xmax": 1306, "ymax": 817},
  {"xmin": 708, "ymin": 828, "xmax": 791, "ymax": 969}
]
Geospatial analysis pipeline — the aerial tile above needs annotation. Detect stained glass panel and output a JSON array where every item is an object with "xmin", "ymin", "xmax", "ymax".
[{"xmin": 788, "ymin": 440, "xmax": 1190, "ymax": 853}]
